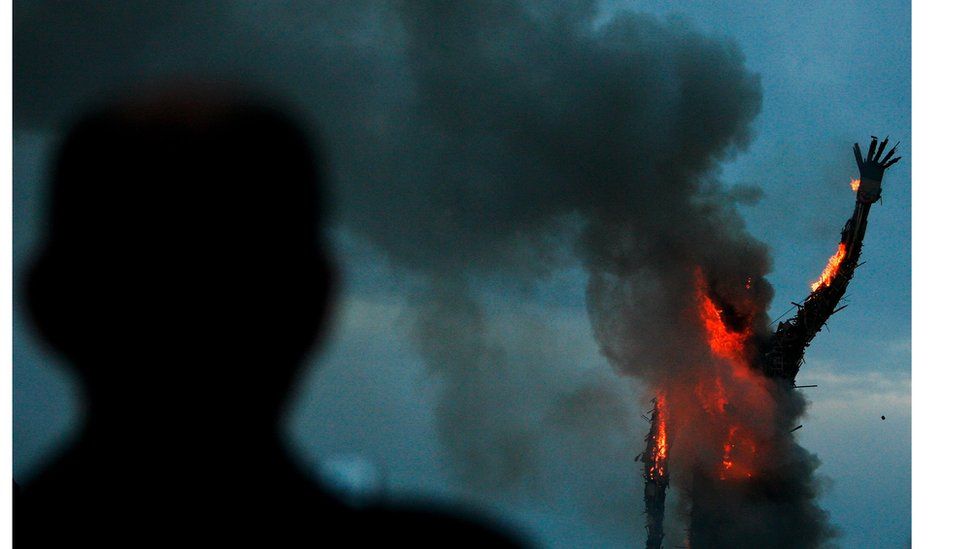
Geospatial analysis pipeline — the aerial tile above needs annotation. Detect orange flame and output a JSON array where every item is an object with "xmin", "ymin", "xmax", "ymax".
[
  {"xmin": 695, "ymin": 274, "xmax": 750, "ymax": 364},
  {"xmin": 693, "ymin": 267, "xmax": 764, "ymax": 481},
  {"xmin": 652, "ymin": 394, "xmax": 668, "ymax": 478},
  {"xmin": 850, "ymin": 177, "xmax": 861, "ymax": 192},
  {"xmin": 810, "ymin": 243, "xmax": 847, "ymax": 291}
]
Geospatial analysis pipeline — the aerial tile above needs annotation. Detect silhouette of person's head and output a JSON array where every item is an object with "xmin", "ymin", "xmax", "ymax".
[
  {"xmin": 18, "ymin": 86, "xmax": 524, "ymax": 548},
  {"xmin": 28, "ymin": 86, "xmax": 334, "ymax": 435}
]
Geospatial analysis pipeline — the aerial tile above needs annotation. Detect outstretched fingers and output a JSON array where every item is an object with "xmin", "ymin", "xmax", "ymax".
[
  {"xmin": 855, "ymin": 135, "xmax": 902, "ymax": 171},
  {"xmin": 874, "ymin": 136, "xmax": 889, "ymax": 161},
  {"xmin": 867, "ymin": 136, "xmax": 878, "ymax": 162},
  {"xmin": 880, "ymin": 141, "xmax": 899, "ymax": 165}
]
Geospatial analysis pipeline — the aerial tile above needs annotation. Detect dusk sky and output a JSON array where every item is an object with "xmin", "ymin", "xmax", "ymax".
[{"xmin": 13, "ymin": 1, "xmax": 910, "ymax": 547}]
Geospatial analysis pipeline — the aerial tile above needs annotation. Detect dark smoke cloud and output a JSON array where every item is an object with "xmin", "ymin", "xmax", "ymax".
[
  {"xmin": 380, "ymin": 0, "xmax": 772, "ymax": 498},
  {"xmin": 16, "ymin": 0, "xmax": 834, "ymax": 544}
]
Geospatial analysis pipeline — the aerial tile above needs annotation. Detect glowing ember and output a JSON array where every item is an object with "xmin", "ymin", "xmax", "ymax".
[
  {"xmin": 850, "ymin": 177, "xmax": 861, "ymax": 192},
  {"xmin": 810, "ymin": 243, "xmax": 847, "ymax": 292},
  {"xmin": 720, "ymin": 426, "xmax": 737, "ymax": 478},
  {"xmin": 696, "ymin": 377, "xmax": 729, "ymax": 415},
  {"xmin": 719, "ymin": 425, "xmax": 757, "ymax": 481}
]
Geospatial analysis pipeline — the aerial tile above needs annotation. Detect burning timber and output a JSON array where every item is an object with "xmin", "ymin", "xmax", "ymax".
[
  {"xmin": 638, "ymin": 396, "xmax": 669, "ymax": 549},
  {"xmin": 640, "ymin": 137, "xmax": 901, "ymax": 549}
]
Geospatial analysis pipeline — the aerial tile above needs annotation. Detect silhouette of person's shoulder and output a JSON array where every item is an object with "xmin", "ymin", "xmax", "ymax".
[{"xmin": 17, "ymin": 441, "xmax": 521, "ymax": 547}]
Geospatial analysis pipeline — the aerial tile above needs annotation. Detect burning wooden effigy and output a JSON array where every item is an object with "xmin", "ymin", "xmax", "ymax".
[{"xmin": 641, "ymin": 137, "xmax": 901, "ymax": 548}]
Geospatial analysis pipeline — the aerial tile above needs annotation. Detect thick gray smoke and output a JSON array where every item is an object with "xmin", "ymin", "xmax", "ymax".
[{"xmin": 16, "ymin": 0, "xmax": 834, "ymax": 545}]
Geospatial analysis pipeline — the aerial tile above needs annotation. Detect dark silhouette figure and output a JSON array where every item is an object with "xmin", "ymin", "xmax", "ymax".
[{"xmin": 15, "ymin": 88, "xmax": 523, "ymax": 547}]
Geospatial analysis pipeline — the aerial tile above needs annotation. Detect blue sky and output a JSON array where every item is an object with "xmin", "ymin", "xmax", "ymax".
[{"xmin": 13, "ymin": 1, "xmax": 910, "ymax": 547}]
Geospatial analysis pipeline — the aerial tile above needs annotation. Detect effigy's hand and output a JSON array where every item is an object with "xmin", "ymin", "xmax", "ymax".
[
  {"xmin": 853, "ymin": 136, "xmax": 900, "ymax": 203},
  {"xmin": 854, "ymin": 136, "xmax": 900, "ymax": 182}
]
